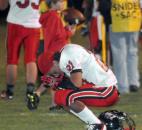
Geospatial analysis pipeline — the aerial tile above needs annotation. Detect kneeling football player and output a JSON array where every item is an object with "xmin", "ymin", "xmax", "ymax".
[{"xmin": 27, "ymin": 44, "xmax": 120, "ymax": 130}]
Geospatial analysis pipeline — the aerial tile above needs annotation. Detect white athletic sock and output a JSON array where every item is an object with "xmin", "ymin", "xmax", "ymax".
[{"xmin": 70, "ymin": 106, "xmax": 101, "ymax": 124}]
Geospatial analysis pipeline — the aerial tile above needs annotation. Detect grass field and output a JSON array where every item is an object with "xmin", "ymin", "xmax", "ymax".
[{"xmin": 0, "ymin": 23, "xmax": 142, "ymax": 130}]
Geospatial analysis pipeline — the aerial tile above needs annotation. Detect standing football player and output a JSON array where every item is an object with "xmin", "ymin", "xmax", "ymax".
[
  {"xmin": 0, "ymin": 0, "xmax": 41, "ymax": 99},
  {"xmin": 27, "ymin": 44, "xmax": 119, "ymax": 130}
]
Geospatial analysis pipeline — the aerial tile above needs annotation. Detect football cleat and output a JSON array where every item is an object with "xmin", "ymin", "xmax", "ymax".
[
  {"xmin": 86, "ymin": 124, "xmax": 106, "ymax": 130},
  {"xmin": 26, "ymin": 93, "xmax": 40, "ymax": 110},
  {"xmin": 49, "ymin": 105, "xmax": 64, "ymax": 112},
  {"xmin": 0, "ymin": 90, "xmax": 13, "ymax": 100},
  {"xmin": 130, "ymin": 85, "xmax": 139, "ymax": 92}
]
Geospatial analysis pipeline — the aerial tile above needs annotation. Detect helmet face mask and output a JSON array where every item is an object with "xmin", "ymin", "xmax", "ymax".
[{"xmin": 98, "ymin": 110, "xmax": 136, "ymax": 130}]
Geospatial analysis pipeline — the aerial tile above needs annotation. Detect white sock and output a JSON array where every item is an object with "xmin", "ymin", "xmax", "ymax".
[{"xmin": 70, "ymin": 106, "xmax": 101, "ymax": 124}]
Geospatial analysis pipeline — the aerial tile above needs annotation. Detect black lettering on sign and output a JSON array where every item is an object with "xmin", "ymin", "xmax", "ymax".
[{"xmin": 112, "ymin": 2, "xmax": 139, "ymax": 19}]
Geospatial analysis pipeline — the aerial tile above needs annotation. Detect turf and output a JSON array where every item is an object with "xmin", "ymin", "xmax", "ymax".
[{"xmin": 0, "ymin": 23, "xmax": 142, "ymax": 130}]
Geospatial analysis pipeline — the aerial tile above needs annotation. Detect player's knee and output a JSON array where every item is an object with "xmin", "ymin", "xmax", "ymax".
[{"xmin": 25, "ymin": 58, "xmax": 36, "ymax": 64}]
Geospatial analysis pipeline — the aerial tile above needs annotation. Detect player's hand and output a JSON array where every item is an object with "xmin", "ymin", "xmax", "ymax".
[
  {"xmin": 26, "ymin": 93, "xmax": 40, "ymax": 111},
  {"xmin": 41, "ymin": 73, "xmax": 64, "ymax": 90}
]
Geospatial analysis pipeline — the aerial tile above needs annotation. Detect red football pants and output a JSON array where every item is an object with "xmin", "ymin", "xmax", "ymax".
[
  {"xmin": 7, "ymin": 23, "xmax": 40, "ymax": 64},
  {"xmin": 55, "ymin": 84, "xmax": 119, "ymax": 107}
]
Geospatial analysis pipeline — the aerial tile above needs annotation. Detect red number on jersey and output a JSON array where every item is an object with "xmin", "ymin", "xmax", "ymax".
[
  {"xmin": 16, "ymin": 0, "xmax": 29, "ymax": 8},
  {"xmin": 16, "ymin": 0, "xmax": 39, "ymax": 9},
  {"xmin": 66, "ymin": 61, "xmax": 74, "ymax": 72}
]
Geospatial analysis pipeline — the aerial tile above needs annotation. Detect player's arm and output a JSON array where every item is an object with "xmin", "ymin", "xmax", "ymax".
[
  {"xmin": 0, "ymin": 0, "xmax": 9, "ymax": 10},
  {"xmin": 34, "ymin": 83, "xmax": 47, "ymax": 96},
  {"xmin": 27, "ymin": 73, "xmax": 66, "ymax": 110},
  {"xmin": 70, "ymin": 70, "xmax": 83, "ymax": 88}
]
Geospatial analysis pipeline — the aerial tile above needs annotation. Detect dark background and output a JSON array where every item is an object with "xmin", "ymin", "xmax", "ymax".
[{"xmin": 0, "ymin": 6, "xmax": 9, "ymax": 18}]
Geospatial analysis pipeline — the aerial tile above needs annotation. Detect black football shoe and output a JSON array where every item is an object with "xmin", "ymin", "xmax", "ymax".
[
  {"xmin": 0, "ymin": 90, "xmax": 13, "ymax": 100},
  {"xmin": 49, "ymin": 105, "xmax": 64, "ymax": 112},
  {"xmin": 130, "ymin": 85, "xmax": 139, "ymax": 92}
]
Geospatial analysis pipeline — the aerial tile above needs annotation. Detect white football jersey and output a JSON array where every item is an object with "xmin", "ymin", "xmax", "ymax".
[
  {"xmin": 59, "ymin": 44, "xmax": 117, "ymax": 87},
  {"xmin": 7, "ymin": 0, "xmax": 41, "ymax": 28}
]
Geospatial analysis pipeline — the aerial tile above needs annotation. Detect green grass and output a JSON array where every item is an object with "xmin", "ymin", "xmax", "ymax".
[{"xmin": 0, "ymin": 23, "xmax": 142, "ymax": 130}]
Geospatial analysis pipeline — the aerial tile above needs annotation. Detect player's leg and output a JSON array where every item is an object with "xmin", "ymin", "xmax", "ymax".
[
  {"xmin": 49, "ymin": 89, "xmax": 64, "ymax": 111},
  {"xmin": 4, "ymin": 65, "xmax": 18, "ymax": 99},
  {"xmin": 66, "ymin": 85, "xmax": 118, "ymax": 129},
  {"xmin": 49, "ymin": 89, "xmax": 58, "ymax": 109},
  {"xmin": 109, "ymin": 30, "xmax": 129, "ymax": 94},
  {"xmin": 24, "ymin": 28, "xmax": 40, "ymax": 95},
  {"xmin": 1, "ymin": 23, "xmax": 22, "ymax": 99},
  {"xmin": 54, "ymin": 89, "xmax": 106, "ymax": 130},
  {"xmin": 77, "ymin": 85, "xmax": 119, "ymax": 107},
  {"xmin": 26, "ymin": 62, "xmax": 37, "ymax": 92},
  {"xmin": 127, "ymin": 32, "xmax": 140, "ymax": 92},
  {"xmin": 69, "ymin": 100, "xmax": 102, "ymax": 123}
]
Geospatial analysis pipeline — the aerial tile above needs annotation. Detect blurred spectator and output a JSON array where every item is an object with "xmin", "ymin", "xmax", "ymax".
[
  {"xmin": 139, "ymin": 31, "xmax": 142, "ymax": 46},
  {"xmin": 0, "ymin": 0, "xmax": 8, "ymax": 11},
  {"xmin": 36, "ymin": 0, "xmax": 48, "ymax": 89},
  {"xmin": 0, "ymin": 5, "xmax": 9, "ymax": 23},
  {"xmin": 37, "ymin": 0, "xmax": 49, "ymax": 56},
  {"xmin": 88, "ymin": 0, "xmax": 103, "ymax": 57},
  {"xmin": 68, "ymin": 0, "xmax": 84, "ymax": 12},
  {"xmin": 39, "ymin": 0, "xmax": 75, "ymax": 53},
  {"xmin": 80, "ymin": 0, "xmax": 93, "ymax": 36},
  {"xmin": 0, "ymin": 0, "xmax": 41, "ymax": 99},
  {"xmin": 82, "ymin": 0, "xmax": 111, "ymax": 60},
  {"xmin": 39, "ymin": 0, "xmax": 76, "ymax": 110},
  {"xmin": 109, "ymin": 0, "xmax": 142, "ymax": 94}
]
